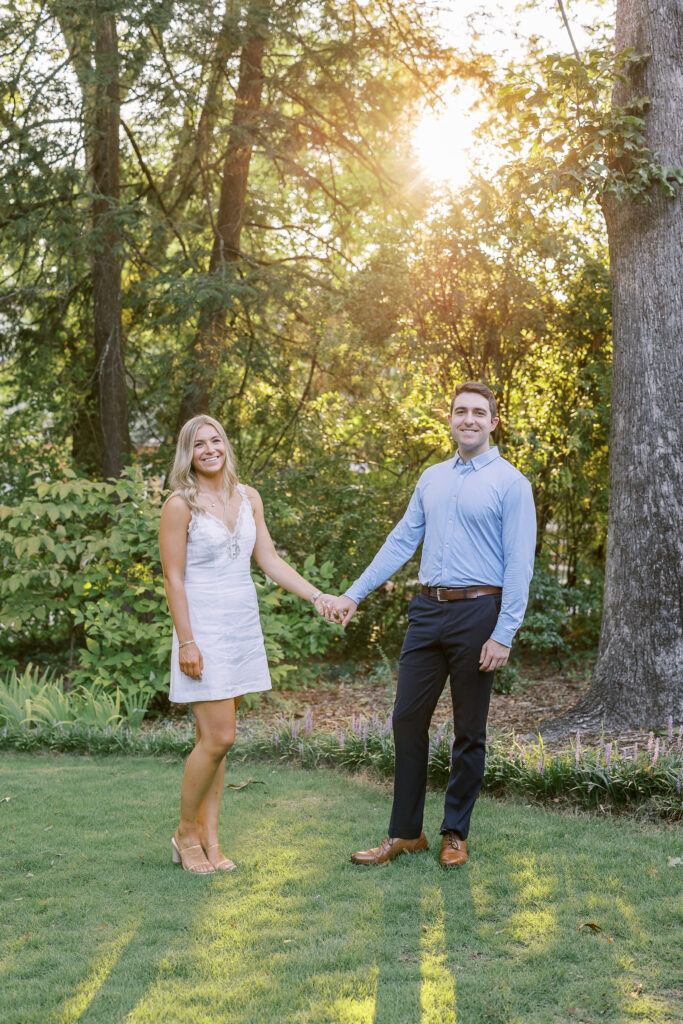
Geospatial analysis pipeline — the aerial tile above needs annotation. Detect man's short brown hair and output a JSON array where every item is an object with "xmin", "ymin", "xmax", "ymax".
[{"xmin": 450, "ymin": 381, "xmax": 497, "ymax": 419}]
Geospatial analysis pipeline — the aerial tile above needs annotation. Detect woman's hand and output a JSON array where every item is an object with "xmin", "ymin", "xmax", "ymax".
[
  {"xmin": 179, "ymin": 641, "xmax": 204, "ymax": 680},
  {"xmin": 313, "ymin": 593, "xmax": 337, "ymax": 618}
]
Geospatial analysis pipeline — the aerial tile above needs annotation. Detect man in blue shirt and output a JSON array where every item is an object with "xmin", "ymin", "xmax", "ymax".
[{"xmin": 327, "ymin": 382, "xmax": 536, "ymax": 866}]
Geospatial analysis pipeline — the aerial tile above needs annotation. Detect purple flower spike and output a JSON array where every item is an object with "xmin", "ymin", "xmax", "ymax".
[
  {"xmin": 633, "ymin": 743, "xmax": 638, "ymax": 763},
  {"xmin": 536, "ymin": 756, "xmax": 544, "ymax": 776},
  {"xmin": 605, "ymin": 742, "xmax": 612, "ymax": 770},
  {"xmin": 677, "ymin": 725, "xmax": 682, "ymax": 751},
  {"xmin": 677, "ymin": 764, "xmax": 683, "ymax": 794},
  {"xmin": 339, "ymin": 731, "xmax": 345, "ymax": 749},
  {"xmin": 575, "ymin": 730, "xmax": 581, "ymax": 766},
  {"xmin": 668, "ymin": 716, "xmax": 674, "ymax": 742},
  {"xmin": 652, "ymin": 737, "xmax": 660, "ymax": 766},
  {"xmin": 647, "ymin": 732, "xmax": 654, "ymax": 753}
]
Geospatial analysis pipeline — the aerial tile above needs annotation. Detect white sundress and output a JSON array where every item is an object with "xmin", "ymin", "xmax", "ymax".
[{"xmin": 169, "ymin": 484, "xmax": 272, "ymax": 703}]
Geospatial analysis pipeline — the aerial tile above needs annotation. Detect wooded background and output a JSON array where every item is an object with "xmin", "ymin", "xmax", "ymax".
[{"xmin": 1, "ymin": 1, "xmax": 681, "ymax": 732}]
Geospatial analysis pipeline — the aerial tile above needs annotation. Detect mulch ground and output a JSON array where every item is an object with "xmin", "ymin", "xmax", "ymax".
[
  {"xmin": 239, "ymin": 664, "xmax": 656, "ymax": 752},
  {"xmin": 242, "ymin": 665, "xmax": 583, "ymax": 737}
]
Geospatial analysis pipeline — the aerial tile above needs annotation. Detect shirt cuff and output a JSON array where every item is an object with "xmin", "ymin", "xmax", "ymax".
[
  {"xmin": 490, "ymin": 625, "xmax": 514, "ymax": 648},
  {"xmin": 343, "ymin": 586, "xmax": 363, "ymax": 606}
]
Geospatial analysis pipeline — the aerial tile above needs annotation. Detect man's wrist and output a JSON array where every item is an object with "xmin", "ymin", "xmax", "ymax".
[{"xmin": 490, "ymin": 632, "xmax": 512, "ymax": 648}]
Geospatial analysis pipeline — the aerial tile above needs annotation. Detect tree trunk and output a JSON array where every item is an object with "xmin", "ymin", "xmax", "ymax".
[
  {"xmin": 91, "ymin": 7, "xmax": 130, "ymax": 478},
  {"xmin": 176, "ymin": 0, "xmax": 268, "ymax": 426},
  {"xmin": 542, "ymin": 0, "xmax": 683, "ymax": 737}
]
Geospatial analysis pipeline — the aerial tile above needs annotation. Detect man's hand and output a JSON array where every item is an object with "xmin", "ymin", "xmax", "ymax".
[
  {"xmin": 324, "ymin": 594, "xmax": 358, "ymax": 627},
  {"xmin": 479, "ymin": 638, "xmax": 510, "ymax": 673}
]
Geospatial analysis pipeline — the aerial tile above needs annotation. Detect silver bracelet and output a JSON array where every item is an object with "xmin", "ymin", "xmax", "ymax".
[
  {"xmin": 179, "ymin": 639, "xmax": 196, "ymax": 648},
  {"xmin": 310, "ymin": 590, "xmax": 322, "ymax": 604}
]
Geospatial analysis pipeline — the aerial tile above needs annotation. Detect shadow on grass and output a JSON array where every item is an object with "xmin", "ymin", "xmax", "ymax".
[{"xmin": 3, "ymin": 754, "xmax": 681, "ymax": 1024}]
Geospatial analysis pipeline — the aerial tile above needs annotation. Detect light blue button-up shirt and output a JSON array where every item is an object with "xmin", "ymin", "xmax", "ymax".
[{"xmin": 345, "ymin": 446, "xmax": 536, "ymax": 647}]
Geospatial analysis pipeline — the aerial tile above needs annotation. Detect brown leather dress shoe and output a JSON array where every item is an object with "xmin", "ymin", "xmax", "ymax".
[
  {"xmin": 350, "ymin": 832, "xmax": 428, "ymax": 865},
  {"xmin": 439, "ymin": 831, "xmax": 468, "ymax": 867}
]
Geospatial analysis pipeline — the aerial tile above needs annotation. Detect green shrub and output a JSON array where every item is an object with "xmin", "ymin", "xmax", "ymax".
[
  {"xmin": 516, "ymin": 562, "xmax": 603, "ymax": 661},
  {"xmin": 0, "ymin": 469, "xmax": 170, "ymax": 705},
  {"xmin": 0, "ymin": 472, "xmax": 343, "ymax": 701},
  {"xmin": 492, "ymin": 662, "xmax": 522, "ymax": 694},
  {"xmin": 255, "ymin": 555, "xmax": 345, "ymax": 686}
]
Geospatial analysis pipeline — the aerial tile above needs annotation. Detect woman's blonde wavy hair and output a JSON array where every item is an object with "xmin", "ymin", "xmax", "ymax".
[{"xmin": 168, "ymin": 415, "xmax": 239, "ymax": 512}]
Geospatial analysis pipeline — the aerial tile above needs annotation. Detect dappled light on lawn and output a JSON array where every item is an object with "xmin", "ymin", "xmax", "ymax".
[
  {"xmin": 5, "ymin": 757, "xmax": 681, "ymax": 1023},
  {"xmin": 51, "ymin": 918, "xmax": 140, "ymax": 1024},
  {"xmin": 420, "ymin": 886, "xmax": 457, "ymax": 1024},
  {"xmin": 508, "ymin": 856, "xmax": 557, "ymax": 949}
]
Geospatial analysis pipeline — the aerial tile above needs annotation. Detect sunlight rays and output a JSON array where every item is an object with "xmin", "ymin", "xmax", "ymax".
[
  {"xmin": 420, "ymin": 885, "xmax": 457, "ymax": 1024},
  {"xmin": 508, "ymin": 857, "xmax": 557, "ymax": 950},
  {"xmin": 52, "ymin": 918, "xmax": 140, "ymax": 1024},
  {"xmin": 413, "ymin": 85, "xmax": 487, "ymax": 190}
]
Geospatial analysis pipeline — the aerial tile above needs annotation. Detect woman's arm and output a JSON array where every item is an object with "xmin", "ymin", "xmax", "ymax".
[
  {"xmin": 247, "ymin": 486, "xmax": 331, "ymax": 614},
  {"xmin": 158, "ymin": 496, "xmax": 204, "ymax": 679}
]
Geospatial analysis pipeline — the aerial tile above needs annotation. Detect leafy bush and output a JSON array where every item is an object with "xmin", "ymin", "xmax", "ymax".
[
  {"xmin": 492, "ymin": 662, "xmax": 522, "ymax": 695},
  {"xmin": 516, "ymin": 562, "xmax": 603, "ymax": 661},
  {"xmin": 255, "ymin": 555, "xmax": 345, "ymax": 686},
  {"xmin": 0, "ymin": 472, "xmax": 342, "ymax": 702},
  {"xmin": 0, "ymin": 470, "xmax": 170, "ymax": 705}
]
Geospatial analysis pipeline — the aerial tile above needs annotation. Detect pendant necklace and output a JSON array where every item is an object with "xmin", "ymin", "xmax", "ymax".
[{"xmin": 198, "ymin": 489, "xmax": 240, "ymax": 558}]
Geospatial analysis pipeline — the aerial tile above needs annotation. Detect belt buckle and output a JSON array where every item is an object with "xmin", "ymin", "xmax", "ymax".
[{"xmin": 435, "ymin": 587, "xmax": 449, "ymax": 602}]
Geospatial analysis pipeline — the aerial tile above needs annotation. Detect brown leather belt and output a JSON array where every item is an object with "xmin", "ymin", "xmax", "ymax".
[{"xmin": 421, "ymin": 585, "xmax": 502, "ymax": 602}]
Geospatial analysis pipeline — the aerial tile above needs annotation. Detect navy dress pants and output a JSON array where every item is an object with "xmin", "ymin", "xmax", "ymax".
[{"xmin": 388, "ymin": 592, "xmax": 501, "ymax": 841}]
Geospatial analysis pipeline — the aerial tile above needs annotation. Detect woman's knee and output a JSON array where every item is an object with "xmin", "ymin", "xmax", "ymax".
[{"xmin": 202, "ymin": 727, "xmax": 235, "ymax": 760}]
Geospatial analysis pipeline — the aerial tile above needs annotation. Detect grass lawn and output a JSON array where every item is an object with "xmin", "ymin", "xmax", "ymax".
[{"xmin": 1, "ymin": 752, "xmax": 681, "ymax": 1024}]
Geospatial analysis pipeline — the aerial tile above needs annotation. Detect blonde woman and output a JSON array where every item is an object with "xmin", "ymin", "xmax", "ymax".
[{"xmin": 159, "ymin": 415, "xmax": 333, "ymax": 874}]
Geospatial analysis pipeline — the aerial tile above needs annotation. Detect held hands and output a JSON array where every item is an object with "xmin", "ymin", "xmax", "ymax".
[
  {"xmin": 319, "ymin": 594, "xmax": 357, "ymax": 628},
  {"xmin": 179, "ymin": 641, "xmax": 204, "ymax": 680},
  {"xmin": 312, "ymin": 593, "xmax": 336, "ymax": 618},
  {"xmin": 479, "ymin": 638, "xmax": 510, "ymax": 673}
]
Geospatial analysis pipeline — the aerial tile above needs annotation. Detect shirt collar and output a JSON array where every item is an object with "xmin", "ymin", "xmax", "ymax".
[{"xmin": 453, "ymin": 445, "xmax": 500, "ymax": 471}]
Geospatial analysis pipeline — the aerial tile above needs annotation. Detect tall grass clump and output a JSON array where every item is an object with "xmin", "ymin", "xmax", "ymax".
[
  {"xmin": 2, "ymin": 667, "xmax": 681, "ymax": 820},
  {"xmin": 256, "ymin": 712, "xmax": 683, "ymax": 821},
  {"xmin": 0, "ymin": 663, "xmax": 152, "ymax": 748}
]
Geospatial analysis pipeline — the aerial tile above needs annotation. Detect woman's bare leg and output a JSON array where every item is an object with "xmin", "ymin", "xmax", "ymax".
[
  {"xmin": 174, "ymin": 698, "xmax": 237, "ymax": 871},
  {"xmin": 195, "ymin": 697, "xmax": 241, "ymax": 867}
]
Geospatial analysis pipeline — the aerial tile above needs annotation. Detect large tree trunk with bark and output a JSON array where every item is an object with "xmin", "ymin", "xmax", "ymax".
[
  {"xmin": 176, "ymin": 0, "xmax": 268, "ymax": 426},
  {"xmin": 91, "ymin": 7, "xmax": 130, "ymax": 478},
  {"xmin": 543, "ymin": 0, "xmax": 683, "ymax": 737}
]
